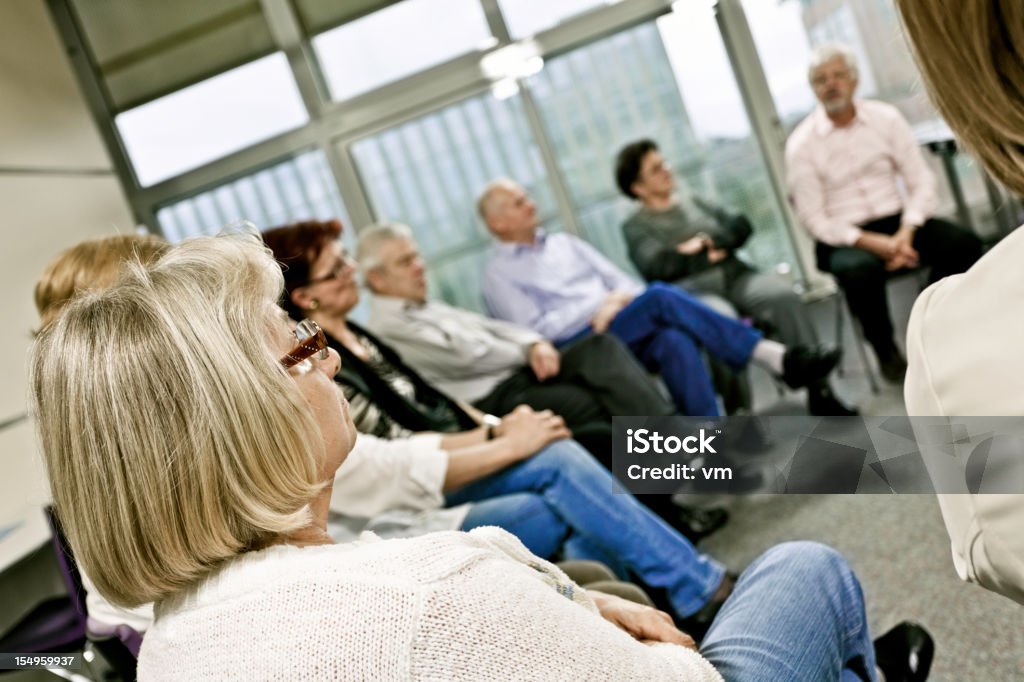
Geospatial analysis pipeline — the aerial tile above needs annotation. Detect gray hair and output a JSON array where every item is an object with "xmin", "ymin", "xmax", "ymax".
[
  {"xmin": 808, "ymin": 43, "xmax": 859, "ymax": 82},
  {"xmin": 476, "ymin": 178, "xmax": 519, "ymax": 223},
  {"xmin": 356, "ymin": 221, "xmax": 415, "ymax": 273}
]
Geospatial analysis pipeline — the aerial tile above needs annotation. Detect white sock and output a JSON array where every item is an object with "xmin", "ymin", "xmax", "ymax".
[
  {"xmin": 750, "ymin": 339, "xmax": 786, "ymax": 375},
  {"xmin": 876, "ymin": 666, "xmax": 886, "ymax": 682}
]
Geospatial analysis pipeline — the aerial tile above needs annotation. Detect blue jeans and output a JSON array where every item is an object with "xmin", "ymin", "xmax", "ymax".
[
  {"xmin": 609, "ymin": 283, "xmax": 763, "ymax": 417},
  {"xmin": 453, "ymin": 439, "xmax": 726, "ymax": 617},
  {"xmin": 702, "ymin": 542, "xmax": 877, "ymax": 682}
]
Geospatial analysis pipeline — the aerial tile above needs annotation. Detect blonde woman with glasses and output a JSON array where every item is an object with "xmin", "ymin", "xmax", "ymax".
[
  {"xmin": 32, "ymin": 233, "xmax": 925, "ymax": 680},
  {"xmin": 898, "ymin": 0, "xmax": 1024, "ymax": 606}
]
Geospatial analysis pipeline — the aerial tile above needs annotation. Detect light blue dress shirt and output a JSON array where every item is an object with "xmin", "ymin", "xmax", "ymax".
[{"xmin": 482, "ymin": 230, "xmax": 644, "ymax": 343}]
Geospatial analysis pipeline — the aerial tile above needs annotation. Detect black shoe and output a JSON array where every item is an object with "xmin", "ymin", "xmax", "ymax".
[
  {"xmin": 877, "ymin": 347, "xmax": 908, "ymax": 383},
  {"xmin": 781, "ymin": 346, "xmax": 842, "ymax": 389},
  {"xmin": 807, "ymin": 384, "xmax": 859, "ymax": 416},
  {"xmin": 675, "ymin": 506, "xmax": 729, "ymax": 543},
  {"xmin": 677, "ymin": 572, "xmax": 737, "ymax": 643},
  {"xmin": 873, "ymin": 621, "xmax": 934, "ymax": 682}
]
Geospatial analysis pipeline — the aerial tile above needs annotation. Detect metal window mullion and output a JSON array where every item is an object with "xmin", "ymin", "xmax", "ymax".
[
  {"xmin": 315, "ymin": 137, "xmax": 372, "ymax": 232},
  {"xmin": 714, "ymin": 0, "xmax": 815, "ymax": 288},
  {"xmin": 517, "ymin": 82, "xmax": 581, "ymax": 236},
  {"xmin": 479, "ymin": 0, "xmax": 513, "ymax": 45},
  {"xmin": 259, "ymin": 0, "xmax": 331, "ymax": 119}
]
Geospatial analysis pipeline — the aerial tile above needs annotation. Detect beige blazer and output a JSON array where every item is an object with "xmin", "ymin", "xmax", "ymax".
[{"xmin": 905, "ymin": 226, "xmax": 1024, "ymax": 605}]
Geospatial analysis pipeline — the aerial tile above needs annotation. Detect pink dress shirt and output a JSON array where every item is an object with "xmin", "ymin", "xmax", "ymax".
[{"xmin": 785, "ymin": 100, "xmax": 937, "ymax": 247}]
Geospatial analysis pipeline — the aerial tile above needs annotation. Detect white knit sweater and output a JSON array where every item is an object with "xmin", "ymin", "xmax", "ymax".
[{"xmin": 138, "ymin": 527, "xmax": 722, "ymax": 681}]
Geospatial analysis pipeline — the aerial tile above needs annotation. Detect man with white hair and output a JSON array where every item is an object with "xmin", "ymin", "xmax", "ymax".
[{"xmin": 786, "ymin": 42, "xmax": 982, "ymax": 382}]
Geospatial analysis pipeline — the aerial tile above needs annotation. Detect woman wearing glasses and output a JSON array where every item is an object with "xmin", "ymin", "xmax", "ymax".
[{"xmin": 32, "ymin": 233, "xmax": 928, "ymax": 680}]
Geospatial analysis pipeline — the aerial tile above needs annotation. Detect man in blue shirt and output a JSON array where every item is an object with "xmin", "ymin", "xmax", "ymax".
[{"xmin": 478, "ymin": 178, "xmax": 841, "ymax": 417}]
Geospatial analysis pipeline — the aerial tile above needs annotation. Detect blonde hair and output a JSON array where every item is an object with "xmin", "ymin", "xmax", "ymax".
[
  {"xmin": 896, "ymin": 0, "xmax": 1024, "ymax": 196},
  {"xmin": 476, "ymin": 178, "xmax": 519, "ymax": 223},
  {"xmin": 35, "ymin": 234, "xmax": 168, "ymax": 328},
  {"xmin": 31, "ymin": 234, "xmax": 324, "ymax": 607}
]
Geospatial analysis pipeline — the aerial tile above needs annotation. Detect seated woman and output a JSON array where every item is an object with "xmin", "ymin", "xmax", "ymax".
[
  {"xmin": 32, "ymin": 233, "xmax": 930, "ymax": 680},
  {"xmin": 262, "ymin": 219, "xmax": 728, "ymax": 544}
]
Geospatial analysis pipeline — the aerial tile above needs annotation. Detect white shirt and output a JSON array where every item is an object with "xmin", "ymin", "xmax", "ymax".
[
  {"xmin": 786, "ymin": 100, "xmax": 938, "ymax": 247},
  {"xmin": 368, "ymin": 294, "xmax": 542, "ymax": 402},
  {"xmin": 138, "ymin": 528, "xmax": 722, "ymax": 681}
]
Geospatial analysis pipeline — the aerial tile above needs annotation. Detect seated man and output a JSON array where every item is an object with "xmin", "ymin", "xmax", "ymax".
[
  {"xmin": 358, "ymin": 221, "xmax": 672, "ymax": 427},
  {"xmin": 615, "ymin": 138, "xmax": 855, "ymax": 416},
  {"xmin": 356, "ymin": 221, "xmax": 727, "ymax": 540},
  {"xmin": 477, "ymin": 178, "xmax": 841, "ymax": 418},
  {"xmin": 786, "ymin": 42, "xmax": 982, "ymax": 382}
]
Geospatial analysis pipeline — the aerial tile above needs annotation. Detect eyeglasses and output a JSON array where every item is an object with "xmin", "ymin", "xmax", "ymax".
[
  {"xmin": 307, "ymin": 253, "xmax": 354, "ymax": 285},
  {"xmin": 280, "ymin": 319, "xmax": 329, "ymax": 371}
]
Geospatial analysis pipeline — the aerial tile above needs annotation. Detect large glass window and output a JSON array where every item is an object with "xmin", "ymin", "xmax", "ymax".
[
  {"xmin": 313, "ymin": 0, "xmax": 494, "ymax": 102},
  {"xmin": 497, "ymin": 0, "xmax": 611, "ymax": 39},
  {"xmin": 530, "ymin": 18, "xmax": 798, "ymax": 275},
  {"xmin": 156, "ymin": 150, "xmax": 349, "ymax": 242},
  {"xmin": 350, "ymin": 92, "xmax": 561, "ymax": 312},
  {"xmin": 116, "ymin": 53, "xmax": 308, "ymax": 187}
]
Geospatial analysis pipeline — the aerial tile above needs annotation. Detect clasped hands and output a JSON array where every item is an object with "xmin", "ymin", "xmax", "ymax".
[
  {"xmin": 859, "ymin": 226, "xmax": 920, "ymax": 271},
  {"xmin": 676, "ymin": 232, "xmax": 728, "ymax": 264}
]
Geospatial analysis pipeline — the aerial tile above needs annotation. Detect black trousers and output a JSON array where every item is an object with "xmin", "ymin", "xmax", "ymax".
[
  {"xmin": 816, "ymin": 213, "xmax": 982, "ymax": 355},
  {"xmin": 473, "ymin": 333, "xmax": 685, "ymax": 524}
]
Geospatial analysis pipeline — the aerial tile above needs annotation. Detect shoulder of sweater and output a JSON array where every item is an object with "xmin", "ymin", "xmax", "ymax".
[{"xmin": 184, "ymin": 530, "xmax": 530, "ymax": 601}]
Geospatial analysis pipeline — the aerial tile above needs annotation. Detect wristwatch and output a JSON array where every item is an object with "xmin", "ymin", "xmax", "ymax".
[{"xmin": 482, "ymin": 413, "xmax": 502, "ymax": 440}]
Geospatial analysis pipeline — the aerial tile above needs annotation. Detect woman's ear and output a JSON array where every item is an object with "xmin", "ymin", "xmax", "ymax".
[{"xmin": 290, "ymin": 286, "xmax": 313, "ymax": 311}]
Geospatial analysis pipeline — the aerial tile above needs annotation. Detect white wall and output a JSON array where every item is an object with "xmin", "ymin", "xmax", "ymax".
[{"xmin": 0, "ymin": 0, "xmax": 134, "ymax": 524}]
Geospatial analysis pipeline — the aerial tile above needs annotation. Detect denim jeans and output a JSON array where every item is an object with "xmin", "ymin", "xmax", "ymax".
[
  {"xmin": 609, "ymin": 282, "xmax": 763, "ymax": 417},
  {"xmin": 452, "ymin": 439, "xmax": 726, "ymax": 617},
  {"xmin": 701, "ymin": 541, "xmax": 877, "ymax": 682}
]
